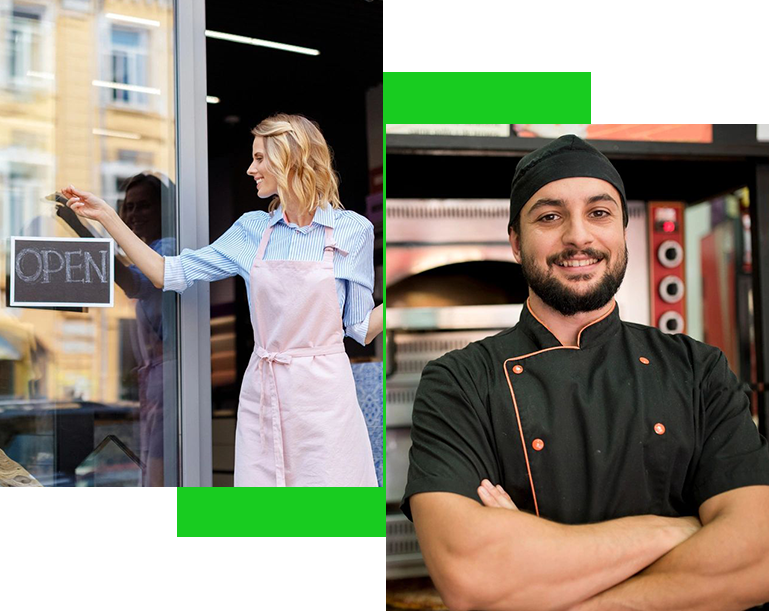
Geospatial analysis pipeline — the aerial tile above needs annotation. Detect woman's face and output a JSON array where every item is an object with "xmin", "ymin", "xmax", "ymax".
[
  {"xmin": 122, "ymin": 181, "xmax": 161, "ymax": 243},
  {"xmin": 246, "ymin": 136, "xmax": 278, "ymax": 198}
]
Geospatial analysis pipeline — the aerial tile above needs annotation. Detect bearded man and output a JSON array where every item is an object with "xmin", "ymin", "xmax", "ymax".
[{"xmin": 401, "ymin": 135, "xmax": 769, "ymax": 611}]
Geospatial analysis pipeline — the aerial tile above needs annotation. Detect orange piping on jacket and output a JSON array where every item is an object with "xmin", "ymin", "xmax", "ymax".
[
  {"xmin": 575, "ymin": 300, "xmax": 616, "ymax": 347},
  {"xmin": 502, "ymin": 299, "xmax": 617, "ymax": 516},
  {"xmin": 526, "ymin": 297, "xmax": 617, "ymax": 349}
]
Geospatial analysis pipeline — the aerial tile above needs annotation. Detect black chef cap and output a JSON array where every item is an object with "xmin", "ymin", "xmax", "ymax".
[{"xmin": 509, "ymin": 134, "xmax": 627, "ymax": 231}]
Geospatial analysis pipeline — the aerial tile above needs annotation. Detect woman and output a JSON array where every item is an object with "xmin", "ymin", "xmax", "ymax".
[
  {"xmin": 62, "ymin": 113, "xmax": 383, "ymax": 487},
  {"xmin": 58, "ymin": 171, "xmax": 175, "ymax": 487}
]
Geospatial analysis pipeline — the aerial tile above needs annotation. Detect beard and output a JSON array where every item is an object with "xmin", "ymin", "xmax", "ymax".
[{"xmin": 520, "ymin": 243, "xmax": 628, "ymax": 316}]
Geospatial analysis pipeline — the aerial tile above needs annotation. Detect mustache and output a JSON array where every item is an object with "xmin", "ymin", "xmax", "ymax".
[{"xmin": 547, "ymin": 248, "xmax": 608, "ymax": 266}]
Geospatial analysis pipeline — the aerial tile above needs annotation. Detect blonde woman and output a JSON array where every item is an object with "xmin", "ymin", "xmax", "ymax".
[{"xmin": 62, "ymin": 113, "xmax": 382, "ymax": 487}]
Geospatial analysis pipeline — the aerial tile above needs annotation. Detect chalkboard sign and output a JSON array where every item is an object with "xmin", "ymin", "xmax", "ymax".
[{"xmin": 10, "ymin": 237, "xmax": 114, "ymax": 308}]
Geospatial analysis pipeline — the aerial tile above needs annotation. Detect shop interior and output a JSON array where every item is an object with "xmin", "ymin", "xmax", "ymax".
[
  {"xmin": 384, "ymin": 125, "xmax": 769, "ymax": 609},
  {"xmin": 204, "ymin": 0, "xmax": 383, "ymax": 486}
]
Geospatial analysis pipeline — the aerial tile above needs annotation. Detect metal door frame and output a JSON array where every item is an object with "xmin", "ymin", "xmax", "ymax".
[{"xmin": 175, "ymin": 0, "xmax": 212, "ymax": 486}]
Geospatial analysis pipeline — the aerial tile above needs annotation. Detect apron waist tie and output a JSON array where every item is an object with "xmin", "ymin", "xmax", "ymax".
[{"xmin": 255, "ymin": 342, "xmax": 346, "ymax": 486}]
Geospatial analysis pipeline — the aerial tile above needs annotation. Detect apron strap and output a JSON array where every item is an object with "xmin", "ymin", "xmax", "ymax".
[
  {"xmin": 322, "ymin": 225, "xmax": 348, "ymax": 263},
  {"xmin": 322, "ymin": 226, "xmax": 335, "ymax": 264},
  {"xmin": 255, "ymin": 341, "xmax": 346, "ymax": 487},
  {"xmin": 255, "ymin": 223, "xmax": 275, "ymax": 261},
  {"xmin": 259, "ymin": 221, "xmax": 344, "ymax": 264}
]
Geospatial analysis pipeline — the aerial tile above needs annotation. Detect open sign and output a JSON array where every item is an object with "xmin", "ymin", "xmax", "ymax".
[{"xmin": 10, "ymin": 237, "xmax": 114, "ymax": 307}]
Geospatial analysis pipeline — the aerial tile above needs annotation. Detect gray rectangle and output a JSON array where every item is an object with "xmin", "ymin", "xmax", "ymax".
[
  {"xmin": 10, "ymin": 237, "xmax": 114, "ymax": 307},
  {"xmin": 176, "ymin": 0, "xmax": 213, "ymax": 487}
]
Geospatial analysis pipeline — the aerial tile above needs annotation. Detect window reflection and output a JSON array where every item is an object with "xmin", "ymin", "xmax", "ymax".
[
  {"xmin": 0, "ymin": 1, "xmax": 178, "ymax": 487},
  {"xmin": 110, "ymin": 28, "xmax": 148, "ymax": 106}
]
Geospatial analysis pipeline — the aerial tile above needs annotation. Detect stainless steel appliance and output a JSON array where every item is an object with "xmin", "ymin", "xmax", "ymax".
[{"xmin": 386, "ymin": 198, "xmax": 522, "ymax": 578}]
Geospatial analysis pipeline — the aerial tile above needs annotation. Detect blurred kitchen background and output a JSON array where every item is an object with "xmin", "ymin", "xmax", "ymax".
[{"xmin": 385, "ymin": 124, "xmax": 769, "ymax": 609}]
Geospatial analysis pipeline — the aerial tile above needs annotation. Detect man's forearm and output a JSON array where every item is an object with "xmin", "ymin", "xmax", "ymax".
[
  {"xmin": 416, "ymin": 498, "xmax": 696, "ymax": 611},
  {"xmin": 569, "ymin": 512, "xmax": 769, "ymax": 611}
]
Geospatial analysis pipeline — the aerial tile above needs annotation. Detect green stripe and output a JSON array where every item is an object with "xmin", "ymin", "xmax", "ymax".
[
  {"xmin": 176, "ymin": 488, "xmax": 385, "ymax": 543},
  {"xmin": 384, "ymin": 72, "xmax": 769, "ymax": 123}
]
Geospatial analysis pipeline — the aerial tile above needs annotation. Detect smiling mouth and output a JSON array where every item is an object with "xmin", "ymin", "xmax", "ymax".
[{"xmin": 556, "ymin": 257, "xmax": 602, "ymax": 268}]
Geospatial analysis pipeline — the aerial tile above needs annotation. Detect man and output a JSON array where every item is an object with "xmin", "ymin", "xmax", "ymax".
[{"xmin": 401, "ymin": 135, "xmax": 769, "ymax": 611}]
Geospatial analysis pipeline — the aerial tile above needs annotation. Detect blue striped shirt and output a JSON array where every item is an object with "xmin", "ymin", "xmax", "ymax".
[{"xmin": 163, "ymin": 204, "xmax": 374, "ymax": 345}]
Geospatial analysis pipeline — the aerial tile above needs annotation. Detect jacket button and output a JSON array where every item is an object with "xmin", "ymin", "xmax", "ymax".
[
  {"xmin": 532, "ymin": 438, "xmax": 544, "ymax": 451},
  {"xmin": 654, "ymin": 423, "xmax": 666, "ymax": 435},
  {"xmin": 513, "ymin": 364, "xmax": 523, "ymax": 374},
  {"xmin": 639, "ymin": 357, "xmax": 650, "ymax": 365}
]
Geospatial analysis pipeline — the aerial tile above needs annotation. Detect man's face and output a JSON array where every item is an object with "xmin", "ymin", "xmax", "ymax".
[{"xmin": 509, "ymin": 176, "xmax": 628, "ymax": 316}]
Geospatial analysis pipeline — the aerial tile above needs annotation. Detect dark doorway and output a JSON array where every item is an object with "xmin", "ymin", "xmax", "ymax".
[{"xmin": 204, "ymin": 0, "xmax": 383, "ymax": 484}]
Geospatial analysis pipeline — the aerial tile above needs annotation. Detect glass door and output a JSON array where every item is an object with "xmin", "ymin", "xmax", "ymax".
[{"xmin": 0, "ymin": 0, "xmax": 179, "ymax": 486}]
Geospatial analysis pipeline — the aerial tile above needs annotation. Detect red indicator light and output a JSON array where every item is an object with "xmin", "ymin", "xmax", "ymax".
[{"xmin": 662, "ymin": 221, "xmax": 675, "ymax": 233}]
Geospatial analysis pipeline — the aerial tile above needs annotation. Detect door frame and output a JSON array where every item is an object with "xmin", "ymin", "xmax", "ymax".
[{"xmin": 175, "ymin": 0, "xmax": 212, "ymax": 487}]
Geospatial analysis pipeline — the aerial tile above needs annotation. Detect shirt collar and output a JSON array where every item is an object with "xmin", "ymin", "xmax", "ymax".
[
  {"xmin": 268, "ymin": 203, "xmax": 336, "ymax": 230},
  {"xmin": 517, "ymin": 298, "xmax": 621, "ymax": 350}
]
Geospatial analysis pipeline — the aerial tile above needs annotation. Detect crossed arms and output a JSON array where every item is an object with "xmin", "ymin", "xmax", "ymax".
[{"xmin": 410, "ymin": 483, "xmax": 769, "ymax": 611}]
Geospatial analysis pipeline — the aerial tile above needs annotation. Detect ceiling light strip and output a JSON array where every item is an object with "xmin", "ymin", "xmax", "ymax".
[{"xmin": 205, "ymin": 30, "xmax": 319, "ymax": 56}]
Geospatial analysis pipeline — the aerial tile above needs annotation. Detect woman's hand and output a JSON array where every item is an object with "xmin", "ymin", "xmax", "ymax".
[
  {"xmin": 477, "ymin": 478, "xmax": 519, "ymax": 510},
  {"xmin": 61, "ymin": 184, "xmax": 164, "ymax": 289},
  {"xmin": 61, "ymin": 185, "xmax": 112, "ymax": 224}
]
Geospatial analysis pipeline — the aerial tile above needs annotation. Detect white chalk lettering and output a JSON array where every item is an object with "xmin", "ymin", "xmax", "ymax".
[
  {"xmin": 64, "ymin": 250, "xmax": 84, "ymax": 283},
  {"xmin": 15, "ymin": 247, "xmax": 109, "ymax": 284},
  {"xmin": 15, "ymin": 248, "xmax": 43, "ymax": 282},
  {"xmin": 84, "ymin": 250, "xmax": 108, "ymax": 283},
  {"xmin": 40, "ymin": 249, "xmax": 64, "ymax": 284}
]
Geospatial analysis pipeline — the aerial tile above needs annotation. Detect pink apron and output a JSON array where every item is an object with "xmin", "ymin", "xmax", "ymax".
[{"xmin": 233, "ymin": 222, "xmax": 378, "ymax": 487}]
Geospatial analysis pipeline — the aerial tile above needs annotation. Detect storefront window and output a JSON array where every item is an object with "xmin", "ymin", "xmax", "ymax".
[{"xmin": 0, "ymin": 0, "xmax": 178, "ymax": 486}]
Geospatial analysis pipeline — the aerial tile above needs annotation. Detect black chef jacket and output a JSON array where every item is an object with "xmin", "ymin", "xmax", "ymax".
[{"xmin": 401, "ymin": 301, "xmax": 769, "ymax": 525}]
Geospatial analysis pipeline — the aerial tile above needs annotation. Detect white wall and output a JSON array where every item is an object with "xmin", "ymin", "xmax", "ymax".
[
  {"xmin": 684, "ymin": 201, "xmax": 712, "ymax": 342},
  {"xmin": 615, "ymin": 201, "xmax": 650, "ymax": 325}
]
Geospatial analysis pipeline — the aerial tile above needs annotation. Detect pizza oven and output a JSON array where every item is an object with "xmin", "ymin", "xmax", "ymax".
[{"xmin": 386, "ymin": 198, "xmax": 523, "ymax": 580}]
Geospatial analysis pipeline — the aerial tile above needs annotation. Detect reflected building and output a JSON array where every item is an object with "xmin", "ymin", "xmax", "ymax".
[{"xmin": 0, "ymin": 0, "xmax": 178, "ymax": 486}]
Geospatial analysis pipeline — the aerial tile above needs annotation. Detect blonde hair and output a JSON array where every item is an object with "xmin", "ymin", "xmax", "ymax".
[{"xmin": 251, "ymin": 114, "xmax": 343, "ymax": 214}]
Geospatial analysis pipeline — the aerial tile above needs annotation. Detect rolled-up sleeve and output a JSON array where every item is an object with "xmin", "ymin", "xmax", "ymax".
[
  {"xmin": 163, "ymin": 215, "xmax": 248, "ymax": 294},
  {"xmin": 342, "ymin": 223, "xmax": 375, "ymax": 345}
]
